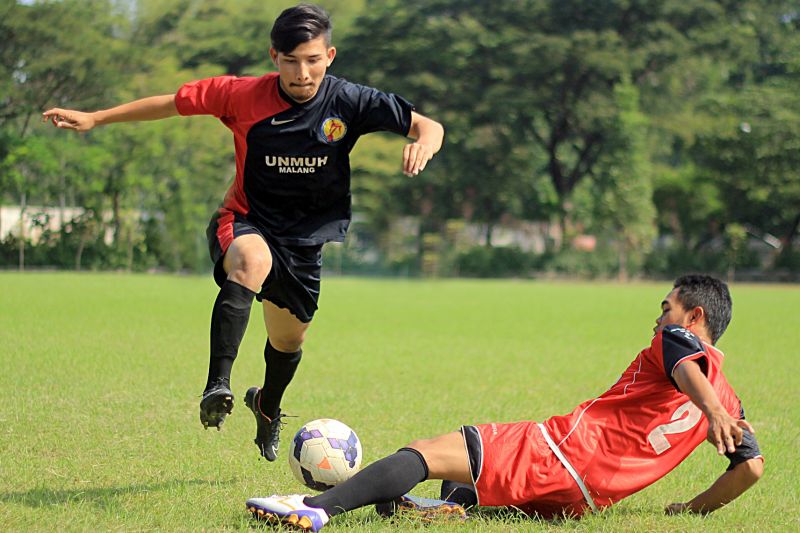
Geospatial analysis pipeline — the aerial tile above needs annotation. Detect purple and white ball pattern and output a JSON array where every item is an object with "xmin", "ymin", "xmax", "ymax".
[{"xmin": 288, "ymin": 418, "xmax": 363, "ymax": 491}]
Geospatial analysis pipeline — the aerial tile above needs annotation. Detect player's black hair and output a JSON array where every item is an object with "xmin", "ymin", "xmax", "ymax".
[
  {"xmin": 271, "ymin": 3, "xmax": 332, "ymax": 54},
  {"xmin": 673, "ymin": 274, "xmax": 732, "ymax": 344}
]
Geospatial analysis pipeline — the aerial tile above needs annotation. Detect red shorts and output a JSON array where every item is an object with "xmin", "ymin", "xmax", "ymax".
[{"xmin": 462, "ymin": 421, "xmax": 590, "ymax": 518}]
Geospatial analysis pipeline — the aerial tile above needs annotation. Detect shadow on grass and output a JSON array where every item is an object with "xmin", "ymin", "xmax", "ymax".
[
  {"xmin": 468, "ymin": 505, "xmax": 673, "ymax": 523},
  {"xmin": 466, "ymin": 506, "xmax": 570, "ymax": 523},
  {"xmin": 243, "ymin": 505, "xmax": 578, "ymax": 530},
  {"xmin": 1, "ymin": 478, "xmax": 235, "ymax": 510}
]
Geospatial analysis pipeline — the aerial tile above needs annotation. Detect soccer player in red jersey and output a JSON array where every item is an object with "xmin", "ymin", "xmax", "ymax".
[
  {"xmin": 43, "ymin": 4, "xmax": 444, "ymax": 461},
  {"xmin": 245, "ymin": 275, "xmax": 763, "ymax": 531}
]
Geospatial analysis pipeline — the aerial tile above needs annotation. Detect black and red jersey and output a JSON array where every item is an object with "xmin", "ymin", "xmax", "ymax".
[{"xmin": 175, "ymin": 73, "xmax": 414, "ymax": 248}]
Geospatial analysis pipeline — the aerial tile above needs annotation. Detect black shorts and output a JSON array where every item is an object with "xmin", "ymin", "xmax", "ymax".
[
  {"xmin": 206, "ymin": 211, "xmax": 322, "ymax": 323},
  {"xmin": 460, "ymin": 425, "xmax": 484, "ymax": 483}
]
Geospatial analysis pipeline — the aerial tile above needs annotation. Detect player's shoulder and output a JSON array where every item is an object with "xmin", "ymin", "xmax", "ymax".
[
  {"xmin": 315, "ymin": 76, "xmax": 374, "ymax": 116},
  {"xmin": 651, "ymin": 325, "xmax": 709, "ymax": 375},
  {"xmin": 324, "ymin": 74, "xmax": 380, "ymax": 97},
  {"xmin": 186, "ymin": 73, "xmax": 278, "ymax": 99},
  {"xmin": 227, "ymin": 72, "xmax": 280, "ymax": 91},
  {"xmin": 325, "ymin": 74, "xmax": 358, "ymax": 89},
  {"xmin": 223, "ymin": 74, "xmax": 282, "ymax": 113},
  {"xmin": 658, "ymin": 325, "xmax": 704, "ymax": 350}
]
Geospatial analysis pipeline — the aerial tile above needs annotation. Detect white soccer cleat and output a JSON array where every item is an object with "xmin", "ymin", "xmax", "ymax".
[{"xmin": 246, "ymin": 494, "xmax": 330, "ymax": 531}]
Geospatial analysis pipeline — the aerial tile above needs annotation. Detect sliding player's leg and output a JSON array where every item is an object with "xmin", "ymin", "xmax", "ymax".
[{"xmin": 246, "ymin": 431, "xmax": 471, "ymax": 529}]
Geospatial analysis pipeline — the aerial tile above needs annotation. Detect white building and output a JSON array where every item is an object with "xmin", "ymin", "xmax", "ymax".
[{"xmin": 0, "ymin": 205, "xmax": 113, "ymax": 244}]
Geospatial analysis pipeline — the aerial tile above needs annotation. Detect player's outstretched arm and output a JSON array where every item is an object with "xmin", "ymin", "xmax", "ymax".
[
  {"xmin": 673, "ymin": 360, "xmax": 754, "ymax": 455},
  {"xmin": 42, "ymin": 94, "xmax": 178, "ymax": 132},
  {"xmin": 669, "ymin": 360, "xmax": 764, "ymax": 514},
  {"xmin": 665, "ymin": 457, "xmax": 763, "ymax": 515},
  {"xmin": 402, "ymin": 111, "xmax": 444, "ymax": 177}
]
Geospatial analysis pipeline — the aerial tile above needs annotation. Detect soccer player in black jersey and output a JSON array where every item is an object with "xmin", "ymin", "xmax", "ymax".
[{"xmin": 43, "ymin": 3, "xmax": 445, "ymax": 461}]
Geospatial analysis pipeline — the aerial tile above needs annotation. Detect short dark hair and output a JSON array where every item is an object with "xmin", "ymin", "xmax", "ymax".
[
  {"xmin": 271, "ymin": 3, "xmax": 332, "ymax": 54},
  {"xmin": 673, "ymin": 274, "xmax": 732, "ymax": 344}
]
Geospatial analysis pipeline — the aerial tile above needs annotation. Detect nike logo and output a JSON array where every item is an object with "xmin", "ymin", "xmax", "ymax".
[{"xmin": 271, "ymin": 117, "xmax": 295, "ymax": 126}]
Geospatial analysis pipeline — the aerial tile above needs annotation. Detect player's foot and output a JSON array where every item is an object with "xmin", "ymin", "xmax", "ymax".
[
  {"xmin": 246, "ymin": 494, "xmax": 329, "ymax": 531},
  {"xmin": 244, "ymin": 386, "xmax": 287, "ymax": 461},
  {"xmin": 374, "ymin": 494, "xmax": 467, "ymax": 520},
  {"xmin": 199, "ymin": 377, "xmax": 233, "ymax": 430}
]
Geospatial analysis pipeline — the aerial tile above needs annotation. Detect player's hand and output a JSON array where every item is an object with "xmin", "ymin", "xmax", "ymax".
[
  {"xmin": 705, "ymin": 409, "xmax": 754, "ymax": 455},
  {"xmin": 664, "ymin": 502, "xmax": 689, "ymax": 515},
  {"xmin": 402, "ymin": 141, "xmax": 434, "ymax": 177},
  {"xmin": 42, "ymin": 108, "xmax": 96, "ymax": 132}
]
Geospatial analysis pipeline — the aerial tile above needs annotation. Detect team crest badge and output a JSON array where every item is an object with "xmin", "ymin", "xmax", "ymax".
[{"xmin": 321, "ymin": 117, "xmax": 347, "ymax": 143}]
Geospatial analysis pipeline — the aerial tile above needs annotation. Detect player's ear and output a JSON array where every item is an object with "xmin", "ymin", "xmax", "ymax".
[
  {"xmin": 689, "ymin": 306, "xmax": 705, "ymax": 327},
  {"xmin": 326, "ymin": 47, "xmax": 336, "ymax": 67},
  {"xmin": 269, "ymin": 47, "xmax": 279, "ymax": 66}
]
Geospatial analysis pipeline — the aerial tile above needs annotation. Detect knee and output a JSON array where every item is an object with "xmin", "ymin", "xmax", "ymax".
[
  {"xmin": 742, "ymin": 458, "xmax": 764, "ymax": 483},
  {"xmin": 407, "ymin": 439, "xmax": 424, "ymax": 449},
  {"xmin": 269, "ymin": 331, "xmax": 306, "ymax": 353},
  {"xmin": 403, "ymin": 432, "xmax": 471, "ymax": 484},
  {"xmin": 228, "ymin": 252, "xmax": 271, "ymax": 290},
  {"xmin": 406, "ymin": 439, "xmax": 432, "ymax": 455},
  {"xmin": 404, "ymin": 440, "xmax": 435, "ymax": 475}
]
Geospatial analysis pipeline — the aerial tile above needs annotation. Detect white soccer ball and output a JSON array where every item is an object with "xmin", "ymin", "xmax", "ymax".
[{"xmin": 288, "ymin": 418, "xmax": 363, "ymax": 491}]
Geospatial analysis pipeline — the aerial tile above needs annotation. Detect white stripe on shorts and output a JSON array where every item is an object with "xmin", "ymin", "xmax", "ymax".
[{"xmin": 537, "ymin": 423, "xmax": 598, "ymax": 513}]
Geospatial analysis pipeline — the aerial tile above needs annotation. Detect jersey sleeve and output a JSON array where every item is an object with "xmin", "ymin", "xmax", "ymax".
[
  {"xmin": 346, "ymin": 83, "xmax": 414, "ymax": 136},
  {"xmin": 658, "ymin": 325, "xmax": 709, "ymax": 390},
  {"xmin": 725, "ymin": 405, "xmax": 763, "ymax": 470},
  {"xmin": 174, "ymin": 76, "xmax": 237, "ymax": 118}
]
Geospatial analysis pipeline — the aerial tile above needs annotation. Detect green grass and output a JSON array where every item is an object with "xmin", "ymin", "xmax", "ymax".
[{"xmin": 0, "ymin": 273, "xmax": 798, "ymax": 532}]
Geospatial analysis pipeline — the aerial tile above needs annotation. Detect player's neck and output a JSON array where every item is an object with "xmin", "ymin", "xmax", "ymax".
[{"xmin": 688, "ymin": 325, "xmax": 713, "ymax": 346}]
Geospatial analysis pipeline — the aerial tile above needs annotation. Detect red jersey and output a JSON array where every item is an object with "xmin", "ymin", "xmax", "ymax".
[{"xmin": 542, "ymin": 325, "xmax": 752, "ymax": 508}]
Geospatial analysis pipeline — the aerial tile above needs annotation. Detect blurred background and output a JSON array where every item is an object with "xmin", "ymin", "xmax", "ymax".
[{"xmin": 1, "ymin": 0, "xmax": 798, "ymax": 281}]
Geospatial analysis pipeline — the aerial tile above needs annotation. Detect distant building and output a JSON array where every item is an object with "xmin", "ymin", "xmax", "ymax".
[{"xmin": 0, "ymin": 205, "xmax": 114, "ymax": 245}]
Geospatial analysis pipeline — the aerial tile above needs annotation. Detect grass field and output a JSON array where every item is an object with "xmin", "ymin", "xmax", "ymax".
[{"xmin": 1, "ymin": 272, "xmax": 798, "ymax": 532}]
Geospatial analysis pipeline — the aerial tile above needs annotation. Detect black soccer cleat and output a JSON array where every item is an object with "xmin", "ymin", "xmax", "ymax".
[
  {"xmin": 200, "ymin": 377, "xmax": 234, "ymax": 430},
  {"xmin": 244, "ymin": 387, "xmax": 288, "ymax": 461}
]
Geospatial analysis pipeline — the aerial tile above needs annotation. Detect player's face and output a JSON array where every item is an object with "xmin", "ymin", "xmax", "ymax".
[
  {"xmin": 654, "ymin": 288, "xmax": 693, "ymax": 334},
  {"xmin": 270, "ymin": 36, "xmax": 336, "ymax": 103}
]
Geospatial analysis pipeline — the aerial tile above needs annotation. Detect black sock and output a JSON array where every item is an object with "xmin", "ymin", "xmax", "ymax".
[
  {"xmin": 304, "ymin": 448, "xmax": 429, "ymax": 517},
  {"xmin": 206, "ymin": 280, "xmax": 256, "ymax": 390},
  {"xmin": 258, "ymin": 340, "xmax": 302, "ymax": 419}
]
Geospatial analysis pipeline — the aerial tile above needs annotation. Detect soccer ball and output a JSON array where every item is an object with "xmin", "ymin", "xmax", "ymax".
[{"xmin": 288, "ymin": 418, "xmax": 362, "ymax": 491}]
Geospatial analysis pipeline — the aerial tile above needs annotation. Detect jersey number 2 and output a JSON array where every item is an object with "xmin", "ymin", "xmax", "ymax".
[{"xmin": 648, "ymin": 400, "xmax": 703, "ymax": 454}]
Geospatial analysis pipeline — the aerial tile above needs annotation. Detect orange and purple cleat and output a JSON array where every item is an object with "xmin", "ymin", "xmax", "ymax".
[{"xmin": 246, "ymin": 494, "xmax": 329, "ymax": 531}]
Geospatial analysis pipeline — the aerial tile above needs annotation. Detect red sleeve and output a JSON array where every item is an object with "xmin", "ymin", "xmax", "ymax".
[{"xmin": 174, "ymin": 76, "xmax": 237, "ymax": 118}]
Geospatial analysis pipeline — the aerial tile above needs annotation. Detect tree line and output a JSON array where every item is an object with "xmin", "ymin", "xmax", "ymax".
[{"xmin": 1, "ymin": 0, "xmax": 798, "ymax": 279}]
